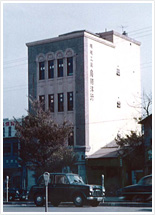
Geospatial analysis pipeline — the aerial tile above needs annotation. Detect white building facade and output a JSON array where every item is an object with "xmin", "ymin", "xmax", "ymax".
[{"xmin": 26, "ymin": 30, "xmax": 142, "ymax": 181}]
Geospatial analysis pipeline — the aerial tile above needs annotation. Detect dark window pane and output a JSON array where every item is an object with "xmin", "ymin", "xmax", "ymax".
[
  {"xmin": 68, "ymin": 131, "xmax": 74, "ymax": 146},
  {"xmin": 67, "ymin": 92, "xmax": 73, "ymax": 111},
  {"xmin": 67, "ymin": 57, "xmax": 73, "ymax": 76},
  {"xmin": 39, "ymin": 95, "xmax": 45, "ymax": 111},
  {"xmin": 4, "ymin": 144, "xmax": 11, "ymax": 156},
  {"xmin": 8, "ymin": 127, "xmax": 11, "ymax": 137},
  {"xmin": 13, "ymin": 143, "xmax": 18, "ymax": 155},
  {"xmin": 39, "ymin": 62, "xmax": 45, "ymax": 80},
  {"xmin": 3, "ymin": 127, "xmax": 5, "ymax": 137},
  {"xmin": 48, "ymin": 60, "xmax": 54, "ymax": 79},
  {"xmin": 48, "ymin": 94, "xmax": 54, "ymax": 112},
  {"xmin": 57, "ymin": 59, "xmax": 63, "ymax": 77},
  {"xmin": 117, "ymin": 101, "xmax": 121, "ymax": 108},
  {"xmin": 58, "ymin": 93, "xmax": 64, "ymax": 112}
]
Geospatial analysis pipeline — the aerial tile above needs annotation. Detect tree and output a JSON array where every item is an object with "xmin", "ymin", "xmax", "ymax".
[
  {"xmin": 115, "ymin": 131, "xmax": 144, "ymax": 169},
  {"xmin": 15, "ymin": 99, "xmax": 78, "ymax": 178},
  {"xmin": 129, "ymin": 91, "xmax": 152, "ymax": 122}
]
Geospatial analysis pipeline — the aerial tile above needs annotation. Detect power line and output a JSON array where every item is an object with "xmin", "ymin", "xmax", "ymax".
[
  {"xmin": 3, "ymin": 57, "xmax": 27, "ymax": 64},
  {"xmin": 128, "ymin": 26, "xmax": 152, "ymax": 34},
  {"xmin": 4, "ymin": 62, "xmax": 28, "ymax": 69}
]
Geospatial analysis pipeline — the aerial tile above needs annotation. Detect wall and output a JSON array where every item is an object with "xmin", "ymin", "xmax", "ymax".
[{"xmin": 84, "ymin": 33, "xmax": 141, "ymax": 156}]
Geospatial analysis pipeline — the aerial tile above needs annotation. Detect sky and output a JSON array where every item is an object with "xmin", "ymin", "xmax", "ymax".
[{"xmin": 2, "ymin": 1, "xmax": 153, "ymax": 119}]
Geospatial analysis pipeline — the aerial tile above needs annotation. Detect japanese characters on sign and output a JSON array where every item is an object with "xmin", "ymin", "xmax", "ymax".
[{"xmin": 89, "ymin": 43, "xmax": 94, "ymax": 101}]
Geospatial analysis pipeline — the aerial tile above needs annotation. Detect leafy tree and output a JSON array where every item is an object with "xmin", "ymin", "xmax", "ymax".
[
  {"xmin": 15, "ymin": 99, "xmax": 78, "ymax": 178},
  {"xmin": 115, "ymin": 131, "xmax": 144, "ymax": 169}
]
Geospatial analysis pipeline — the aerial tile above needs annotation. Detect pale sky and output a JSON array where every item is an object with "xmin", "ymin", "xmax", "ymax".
[{"xmin": 2, "ymin": 1, "xmax": 153, "ymax": 119}]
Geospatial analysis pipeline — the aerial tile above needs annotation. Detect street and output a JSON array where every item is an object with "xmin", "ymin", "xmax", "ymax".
[{"xmin": 3, "ymin": 204, "xmax": 152, "ymax": 213}]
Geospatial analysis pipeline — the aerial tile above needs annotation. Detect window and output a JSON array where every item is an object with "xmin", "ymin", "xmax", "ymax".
[
  {"xmin": 67, "ymin": 92, "xmax": 73, "ymax": 111},
  {"xmin": 3, "ymin": 127, "xmax": 5, "ymax": 137},
  {"xmin": 58, "ymin": 93, "xmax": 64, "ymax": 112},
  {"xmin": 57, "ymin": 59, "xmax": 63, "ymax": 77},
  {"xmin": 117, "ymin": 101, "xmax": 121, "ymax": 108},
  {"xmin": 8, "ymin": 127, "xmax": 11, "ymax": 137},
  {"xmin": 55, "ymin": 175, "xmax": 69, "ymax": 184},
  {"xmin": 67, "ymin": 57, "xmax": 73, "ymax": 76},
  {"xmin": 68, "ymin": 131, "xmax": 74, "ymax": 146},
  {"xmin": 37, "ymin": 175, "xmax": 54, "ymax": 185},
  {"xmin": 48, "ymin": 60, "xmax": 54, "ymax": 79},
  {"xmin": 116, "ymin": 68, "xmax": 120, "ymax": 76},
  {"xmin": 48, "ymin": 94, "xmax": 54, "ymax": 112},
  {"xmin": 39, "ymin": 95, "xmax": 45, "ymax": 111},
  {"xmin": 13, "ymin": 143, "xmax": 18, "ymax": 155},
  {"xmin": 4, "ymin": 144, "xmax": 11, "ymax": 156},
  {"xmin": 39, "ymin": 62, "xmax": 45, "ymax": 80}
]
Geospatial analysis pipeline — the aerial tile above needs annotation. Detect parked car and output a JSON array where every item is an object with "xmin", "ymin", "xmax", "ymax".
[
  {"xmin": 29, "ymin": 173, "xmax": 105, "ymax": 207},
  {"xmin": 19, "ymin": 189, "xmax": 29, "ymax": 201},
  {"xmin": 3, "ymin": 188, "xmax": 20, "ymax": 201},
  {"xmin": 120, "ymin": 175, "xmax": 152, "ymax": 202}
]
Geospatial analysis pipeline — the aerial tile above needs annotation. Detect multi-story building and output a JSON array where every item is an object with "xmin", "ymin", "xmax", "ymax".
[
  {"xmin": 3, "ymin": 118, "xmax": 35, "ymax": 190},
  {"xmin": 26, "ymin": 30, "xmax": 142, "ymax": 181},
  {"xmin": 3, "ymin": 118, "xmax": 23, "ymax": 189}
]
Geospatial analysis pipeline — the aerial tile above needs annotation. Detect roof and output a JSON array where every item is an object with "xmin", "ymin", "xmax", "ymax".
[
  {"xmin": 97, "ymin": 30, "xmax": 141, "ymax": 46},
  {"xmin": 88, "ymin": 140, "xmax": 121, "ymax": 159},
  {"xmin": 139, "ymin": 114, "xmax": 152, "ymax": 124},
  {"xmin": 26, "ymin": 29, "xmax": 140, "ymax": 47}
]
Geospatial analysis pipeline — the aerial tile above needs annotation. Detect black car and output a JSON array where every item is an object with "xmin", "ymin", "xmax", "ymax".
[
  {"xmin": 28, "ymin": 173, "xmax": 105, "ymax": 207},
  {"xmin": 3, "ymin": 188, "xmax": 20, "ymax": 201},
  {"xmin": 18, "ymin": 189, "xmax": 29, "ymax": 201},
  {"xmin": 120, "ymin": 175, "xmax": 152, "ymax": 202}
]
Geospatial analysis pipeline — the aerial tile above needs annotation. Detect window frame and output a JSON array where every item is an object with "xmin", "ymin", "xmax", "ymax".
[
  {"xmin": 39, "ymin": 61, "xmax": 45, "ymax": 80},
  {"xmin": 48, "ymin": 94, "xmax": 54, "ymax": 112},
  {"xmin": 58, "ymin": 93, "xmax": 64, "ymax": 112},
  {"xmin": 48, "ymin": 60, "xmax": 54, "ymax": 79},
  {"xmin": 67, "ymin": 57, "xmax": 73, "ymax": 76},
  {"xmin": 39, "ymin": 95, "xmax": 45, "ymax": 111},
  {"xmin": 67, "ymin": 92, "xmax": 73, "ymax": 111},
  {"xmin": 57, "ymin": 59, "xmax": 64, "ymax": 77}
]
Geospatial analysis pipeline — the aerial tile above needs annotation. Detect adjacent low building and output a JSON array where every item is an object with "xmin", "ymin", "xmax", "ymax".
[
  {"xmin": 3, "ymin": 118, "xmax": 36, "ymax": 191},
  {"xmin": 3, "ymin": 118, "xmax": 24, "ymax": 189},
  {"xmin": 139, "ymin": 114, "xmax": 152, "ymax": 175}
]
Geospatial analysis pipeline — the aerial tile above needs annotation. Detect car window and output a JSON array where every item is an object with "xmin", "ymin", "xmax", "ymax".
[
  {"xmin": 67, "ymin": 175, "xmax": 84, "ymax": 184},
  {"xmin": 37, "ymin": 175, "xmax": 54, "ymax": 185},
  {"xmin": 138, "ymin": 176, "xmax": 152, "ymax": 185},
  {"xmin": 49, "ymin": 175, "xmax": 54, "ymax": 184},
  {"xmin": 55, "ymin": 175, "xmax": 69, "ymax": 184},
  {"xmin": 144, "ymin": 177, "xmax": 152, "ymax": 185}
]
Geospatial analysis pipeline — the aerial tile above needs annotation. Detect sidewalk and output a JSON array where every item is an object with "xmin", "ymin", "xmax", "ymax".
[
  {"xmin": 103, "ymin": 197, "xmax": 152, "ymax": 207},
  {"xmin": 3, "ymin": 197, "xmax": 152, "ymax": 207}
]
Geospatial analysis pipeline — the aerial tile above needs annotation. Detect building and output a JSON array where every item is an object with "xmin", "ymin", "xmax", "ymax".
[
  {"xmin": 3, "ymin": 118, "xmax": 24, "ymax": 189},
  {"xmin": 3, "ymin": 118, "xmax": 35, "ymax": 191},
  {"xmin": 26, "ymin": 30, "xmax": 142, "ymax": 181},
  {"xmin": 139, "ymin": 114, "xmax": 152, "ymax": 175}
]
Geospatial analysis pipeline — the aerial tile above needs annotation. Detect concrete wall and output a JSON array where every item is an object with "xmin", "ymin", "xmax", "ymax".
[{"xmin": 84, "ymin": 33, "xmax": 141, "ymax": 156}]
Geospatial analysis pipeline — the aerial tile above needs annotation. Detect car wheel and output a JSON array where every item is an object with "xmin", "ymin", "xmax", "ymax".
[
  {"xmin": 34, "ymin": 194, "xmax": 44, "ymax": 206},
  {"xmin": 90, "ymin": 201, "xmax": 100, "ymax": 207},
  {"xmin": 132, "ymin": 195, "xmax": 143, "ymax": 202},
  {"xmin": 51, "ymin": 200, "xmax": 60, "ymax": 207},
  {"xmin": 73, "ymin": 194, "xmax": 83, "ymax": 207}
]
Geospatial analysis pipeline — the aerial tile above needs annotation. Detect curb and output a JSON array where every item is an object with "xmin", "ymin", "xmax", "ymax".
[{"xmin": 3, "ymin": 201, "xmax": 152, "ymax": 208}]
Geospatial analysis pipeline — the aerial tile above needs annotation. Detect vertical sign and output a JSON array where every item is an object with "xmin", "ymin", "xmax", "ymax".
[{"xmin": 89, "ymin": 43, "xmax": 94, "ymax": 101}]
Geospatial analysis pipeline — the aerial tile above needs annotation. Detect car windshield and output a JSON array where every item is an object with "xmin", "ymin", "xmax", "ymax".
[{"xmin": 67, "ymin": 175, "xmax": 84, "ymax": 184}]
